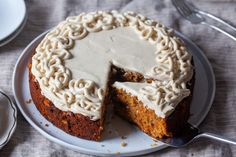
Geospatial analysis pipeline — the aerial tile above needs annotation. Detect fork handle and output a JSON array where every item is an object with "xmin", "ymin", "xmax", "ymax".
[
  {"xmin": 198, "ymin": 10, "xmax": 236, "ymax": 32},
  {"xmin": 197, "ymin": 132, "xmax": 236, "ymax": 145},
  {"xmin": 201, "ymin": 22, "xmax": 236, "ymax": 41}
]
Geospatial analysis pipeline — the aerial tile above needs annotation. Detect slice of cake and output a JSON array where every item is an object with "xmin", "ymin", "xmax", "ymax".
[
  {"xmin": 29, "ymin": 10, "xmax": 194, "ymax": 141},
  {"xmin": 112, "ymin": 79, "xmax": 194, "ymax": 138}
]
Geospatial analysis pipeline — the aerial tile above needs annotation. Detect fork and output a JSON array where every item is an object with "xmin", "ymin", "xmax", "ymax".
[
  {"xmin": 172, "ymin": 0, "xmax": 236, "ymax": 41},
  {"xmin": 157, "ymin": 123, "xmax": 236, "ymax": 147}
]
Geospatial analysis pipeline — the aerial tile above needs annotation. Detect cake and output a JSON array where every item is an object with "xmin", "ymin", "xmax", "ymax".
[{"xmin": 29, "ymin": 11, "xmax": 194, "ymax": 141}]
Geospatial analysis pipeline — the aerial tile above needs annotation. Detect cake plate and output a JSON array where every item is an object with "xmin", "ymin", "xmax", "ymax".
[{"xmin": 12, "ymin": 31, "xmax": 215, "ymax": 156}]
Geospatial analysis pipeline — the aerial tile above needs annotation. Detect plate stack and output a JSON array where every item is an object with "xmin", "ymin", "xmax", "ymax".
[
  {"xmin": 0, "ymin": 90, "xmax": 17, "ymax": 150},
  {"xmin": 0, "ymin": 0, "xmax": 27, "ymax": 47}
]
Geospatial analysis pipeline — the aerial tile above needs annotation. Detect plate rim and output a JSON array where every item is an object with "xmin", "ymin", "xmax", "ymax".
[
  {"xmin": 12, "ymin": 30, "xmax": 215, "ymax": 156},
  {"xmin": 176, "ymin": 32, "xmax": 216, "ymax": 126}
]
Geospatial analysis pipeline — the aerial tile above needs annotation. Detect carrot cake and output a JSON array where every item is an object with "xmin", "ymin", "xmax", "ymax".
[{"xmin": 29, "ymin": 10, "xmax": 194, "ymax": 141}]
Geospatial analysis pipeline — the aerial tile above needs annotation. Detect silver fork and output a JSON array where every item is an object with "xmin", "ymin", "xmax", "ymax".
[
  {"xmin": 172, "ymin": 0, "xmax": 236, "ymax": 41},
  {"xmin": 157, "ymin": 123, "xmax": 236, "ymax": 147}
]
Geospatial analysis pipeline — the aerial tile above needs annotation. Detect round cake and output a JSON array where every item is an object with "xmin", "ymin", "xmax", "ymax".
[{"xmin": 29, "ymin": 10, "xmax": 194, "ymax": 141}]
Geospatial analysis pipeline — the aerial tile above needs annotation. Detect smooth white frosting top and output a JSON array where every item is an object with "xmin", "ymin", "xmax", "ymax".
[{"xmin": 31, "ymin": 11, "xmax": 193, "ymax": 120}]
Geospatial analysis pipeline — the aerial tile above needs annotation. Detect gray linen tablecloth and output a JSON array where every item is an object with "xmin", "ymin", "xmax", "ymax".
[{"xmin": 1, "ymin": 0, "xmax": 236, "ymax": 156}]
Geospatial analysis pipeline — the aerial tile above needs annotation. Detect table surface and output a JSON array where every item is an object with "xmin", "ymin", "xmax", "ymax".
[{"xmin": 0, "ymin": 0, "xmax": 236, "ymax": 156}]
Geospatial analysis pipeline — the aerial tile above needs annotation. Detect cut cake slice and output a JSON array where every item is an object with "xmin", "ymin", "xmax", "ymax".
[{"xmin": 112, "ymin": 79, "xmax": 194, "ymax": 138}]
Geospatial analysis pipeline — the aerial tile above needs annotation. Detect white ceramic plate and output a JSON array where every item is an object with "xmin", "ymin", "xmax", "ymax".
[
  {"xmin": 0, "ymin": 90, "xmax": 17, "ymax": 150},
  {"xmin": 0, "ymin": 0, "xmax": 26, "ymax": 41},
  {"xmin": 12, "ymin": 31, "xmax": 215, "ymax": 156},
  {"xmin": 0, "ymin": 13, "xmax": 27, "ymax": 47}
]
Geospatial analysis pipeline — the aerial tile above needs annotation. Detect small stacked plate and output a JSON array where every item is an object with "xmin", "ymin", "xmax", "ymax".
[{"xmin": 0, "ymin": 0, "xmax": 27, "ymax": 47}]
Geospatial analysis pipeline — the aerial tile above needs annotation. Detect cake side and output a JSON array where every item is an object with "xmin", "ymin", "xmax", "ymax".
[{"xmin": 28, "ymin": 63, "xmax": 105, "ymax": 141}]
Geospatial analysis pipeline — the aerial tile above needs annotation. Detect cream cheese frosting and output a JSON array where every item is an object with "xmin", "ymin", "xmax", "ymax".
[{"xmin": 31, "ymin": 10, "xmax": 193, "ymax": 120}]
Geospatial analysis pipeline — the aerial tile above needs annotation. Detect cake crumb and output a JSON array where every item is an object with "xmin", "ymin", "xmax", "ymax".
[
  {"xmin": 152, "ymin": 138, "xmax": 158, "ymax": 142},
  {"xmin": 115, "ymin": 151, "xmax": 120, "ymax": 154},
  {"xmin": 45, "ymin": 123, "xmax": 49, "ymax": 127},
  {"xmin": 150, "ymin": 143, "xmax": 158, "ymax": 147},
  {"xmin": 101, "ymin": 144, "xmax": 105, "ymax": 147},
  {"xmin": 25, "ymin": 99, "xmax": 32, "ymax": 104},
  {"xmin": 121, "ymin": 142, "xmax": 127, "ymax": 147},
  {"xmin": 121, "ymin": 136, "xmax": 127, "ymax": 139}
]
